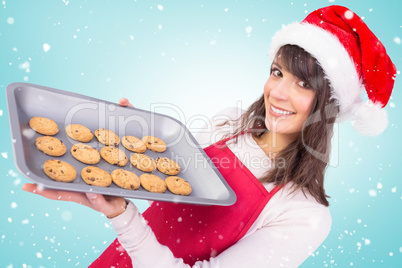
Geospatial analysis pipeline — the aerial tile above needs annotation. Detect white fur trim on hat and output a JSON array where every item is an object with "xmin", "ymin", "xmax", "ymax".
[
  {"xmin": 350, "ymin": 100, "xmax": 388, "ymax": 136},
  {"xmin": 268, "ymin": 22, "xmax": 387, "ymax": 136}
]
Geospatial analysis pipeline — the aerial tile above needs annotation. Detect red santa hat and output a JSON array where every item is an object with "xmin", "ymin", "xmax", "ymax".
[{"xmin": 268, "ymin": 5, "xmax": 397, "ymax": 136}]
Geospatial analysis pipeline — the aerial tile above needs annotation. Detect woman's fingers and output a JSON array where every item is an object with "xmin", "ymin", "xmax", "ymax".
[
  {"xmin": 22, "ymin": 183, "xmax": 91, "ymax": 206},
  {"xmin": 119, "ymin": 97, "xmax": 134, "ymax": 107},
  {"xmin": 22, "ymin": 183, "xmax": 126, "ymax": 217}
]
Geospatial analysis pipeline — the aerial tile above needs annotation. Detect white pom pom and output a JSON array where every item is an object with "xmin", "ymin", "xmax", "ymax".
[{"xmin": 350, "ymin": 101, "xmax": 388, "ymax": 136}]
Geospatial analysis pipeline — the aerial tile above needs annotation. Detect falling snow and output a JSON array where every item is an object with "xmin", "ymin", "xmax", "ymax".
[
  {"xmin": 245, "ymin": 26, "xmax": 252, "ymax": 37},
  {"xmin": 8, "ymin": 169, "xmax": 18, "ymax": 177},
  {"xmin": 6, "ymin": 17, "xmax": 14, "ymax": 24},
  {"xmin": 43, "ymin": 43, "xmax": 51, "ymax": 52},
  {"xmin": 19, "ymin": 61, "xmax": 30, "ymax": 72},
  {"xmin": 344, "ymin": 10, "xmax": 354, "ymax": 20},
  {"xmin": 22, "ymin": 128, "xmax": 36, "ymax": 139},
  {"xmin": 368, "ymin": 190, "xmax": 377, "ymax": 197}
]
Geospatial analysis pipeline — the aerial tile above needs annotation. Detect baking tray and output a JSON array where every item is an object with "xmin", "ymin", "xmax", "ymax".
[{"xmin": 6, "ymin": 82, "xmax": 236, "ymax": 206}]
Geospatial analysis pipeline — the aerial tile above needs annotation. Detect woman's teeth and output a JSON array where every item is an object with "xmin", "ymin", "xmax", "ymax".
[{"xmin": 271, "ymin": 106, "xmax": 294, "ymax": 115}]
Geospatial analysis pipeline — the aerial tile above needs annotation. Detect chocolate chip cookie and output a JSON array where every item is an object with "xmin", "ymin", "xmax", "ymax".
[
  {"xmin": 130, "ymin": 153, "xmax": 156, "ymax": 172},
  {"xmin": 142, "ymin": 135, "xmax": 166, "ymax": 152},
  {"xmin": 71, "ymin": 143, "xmax": 100, "ymax": 164},
  {"xmin": 140, "ymin": 173, "xmax": 167, "ymax": 193},
  {"xmin": 165, "ymin": 176, "xmax": 192, "ymax": 196},
  {"xmin": 111, "ymin": 169, "xmax": 140, "ymax": 190},
  {"xmin": 43, "ymin": 159, "xmax": 77, "ymax": 182},
  {"xmin": 94, "ymin": 128, "xmax": 120, "ymax": 146},
  {"xmin": 121, "ymin": 135, "xmax": 147, "ymax": 153},
  {"xmin": 66, "ymin": 124, "xmax": 93, "ymax": 142},
  {"xmin": 100, "ymin": 146, "xmax": 128, "ymax": 167},
  {"xmin": 35, "ymin": 136, "xmax": 67, "ymax": 156},
  {"xmin": 29, "ymin": 116, "xmax": 59, "ymax": 136},
  {"xmin": 155, "ymin": 157, "xmax": 181, "ymax": 175},
  {"xmin": 81, "ymin": 166, "xmax": 112, "ymax": 187}
]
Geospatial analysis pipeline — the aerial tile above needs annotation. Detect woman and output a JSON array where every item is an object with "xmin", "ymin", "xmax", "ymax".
[{"xmin": 22, "ymin": 5, "xmax": 396, "ymax": 267}]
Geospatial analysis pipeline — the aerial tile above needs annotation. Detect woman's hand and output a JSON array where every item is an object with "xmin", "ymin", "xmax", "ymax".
[{"xmin": 22, "ymin": 183, "xmax": 127, "ymax": 218}]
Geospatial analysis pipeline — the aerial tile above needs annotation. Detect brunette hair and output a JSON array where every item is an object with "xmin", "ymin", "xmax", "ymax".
[{"xmin": 225, "ymin": 45, "xmax": 338, "ymax": 206}]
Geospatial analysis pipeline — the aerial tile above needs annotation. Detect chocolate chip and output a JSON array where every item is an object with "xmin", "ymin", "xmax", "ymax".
[
  {"xmin": 61, "ymin": 170, "xmax": 64, "ymax": 174},
  {"xmin": 49, "ymin": 169, "xmax": 53, "ymax": 172},
  {"xmin": 89, "ymin": 177, "xmax": 95, "ymax": 181},
  {"xmin": 86, "ymin": 169, "xmax": 91, "ymax": 173},
  {"xmin": 57, "ymin": 161, "xmax": 61, "ymax": 163},
  {"xmin": 73, "ymin": 149, "xmax": 76, "ymax": 152}
]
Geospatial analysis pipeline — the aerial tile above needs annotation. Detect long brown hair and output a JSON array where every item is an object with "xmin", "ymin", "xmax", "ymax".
[{"xmin": 224, "ymin": 45, "xmax": 338, "ymax": 206}]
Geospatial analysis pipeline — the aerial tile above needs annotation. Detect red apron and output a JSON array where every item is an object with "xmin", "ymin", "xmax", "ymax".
[{"xmin": 90, "ymin": 134, "xmax": 283, "ymax": 267}]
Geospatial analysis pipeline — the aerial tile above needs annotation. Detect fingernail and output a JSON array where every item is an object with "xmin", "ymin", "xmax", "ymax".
[{"xmin": 86, "ymin": 193, "xmax": 98, "ymax": 200}]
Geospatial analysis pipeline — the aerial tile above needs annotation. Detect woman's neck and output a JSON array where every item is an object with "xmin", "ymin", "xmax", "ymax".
[{"xmin": 254, "ymin": 131, "xmax": 298, "ymax": 157}]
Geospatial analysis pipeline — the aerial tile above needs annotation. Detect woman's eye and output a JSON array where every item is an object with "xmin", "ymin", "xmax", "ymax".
[
  {"xmin": 297, "ymin": 80, "xmax": 309, "ymax": 88},
  {"xmin": 271, "ymin": 68, "xmax": 282, "ymax": 77}
]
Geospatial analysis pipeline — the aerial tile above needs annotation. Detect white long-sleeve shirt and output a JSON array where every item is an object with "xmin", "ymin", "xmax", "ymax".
[{"xmin": 108, "ymin": 107, "xmax": 332, "ymax": 267}]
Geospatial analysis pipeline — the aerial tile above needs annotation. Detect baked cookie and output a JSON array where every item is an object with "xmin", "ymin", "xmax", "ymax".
[
  {"xmin": 29, "ymin": 117, "xmax": 59, "ymax": 136},
  {"xmin": 100, "ymin": 146, "xmax": 128, "ymax": 167},
  {"xmin": 165, "ymin": 176, "xmax": 192, "ymax": 196},
  {"xmin": 71, "ymin": 143, "xmax": 100, "ymax": 164},
  {"xmin": 35, "ymin": 136, "xmax": 67, "ymax": 156},
  {"xmin": 140, "ymin": 173, "xmax": 167, "ymax": 193},
  {"xmin": 43, "ymin": 159, "xmax": 77, "ymax": 183},
  {"xmin": 81, "ymin": 166, "xmax": 112, "ymax": 187},
  {"xmin": 111, "ymin": 169, "xmax": 140, "ymax": 190},
  {"xmin": 94, "ymin": 128, "xmax": 120, "ymax": 146},
  {"xmin": 66, "ymin": 124, "xmax": 93, "ymax": 142},
  {"xmin": 130, "ymin": 153, "xmax": 156, "ymax": 172},
  {"xmin": 142, "ymin": 135, "xmax": 166, "ymax": 152},
  {"xmin": 155, "ymin": 157, "xmax": 180, "ymax": 175},
  {"xmin": 121, "ymin": 135, "xmax": 147, "ymax": 153}
]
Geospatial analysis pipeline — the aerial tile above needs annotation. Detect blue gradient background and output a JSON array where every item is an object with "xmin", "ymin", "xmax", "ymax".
[{"xmin": 1, "ymin": 0, "xmax": 401, "ymax": 267}]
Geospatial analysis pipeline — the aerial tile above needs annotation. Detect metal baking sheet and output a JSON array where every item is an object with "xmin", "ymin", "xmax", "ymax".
[{"xmin": 6, "ymin": 82, "xmax": 236, "ymax": 206}]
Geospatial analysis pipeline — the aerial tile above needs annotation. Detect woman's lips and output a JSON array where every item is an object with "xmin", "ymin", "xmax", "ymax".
[{"xmin": 269, "ymin": 104, "xmax": 296, "ymax": 117}]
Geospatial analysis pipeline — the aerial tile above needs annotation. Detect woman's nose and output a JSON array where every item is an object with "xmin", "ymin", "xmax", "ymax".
[{"xmin": 269, "ymin": 80, "xmax": 289, "ymax": 101}]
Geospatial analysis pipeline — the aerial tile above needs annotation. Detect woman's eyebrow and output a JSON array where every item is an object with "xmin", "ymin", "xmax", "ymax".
[{"xmin": 272, "ymin": 61, "xmax": 283, "ymax": 69}]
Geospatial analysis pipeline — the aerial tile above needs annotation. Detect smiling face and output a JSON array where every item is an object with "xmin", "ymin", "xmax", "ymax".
[{"xmin": 263, "ymin": 59, "xmax": 316, "ymax": 136}]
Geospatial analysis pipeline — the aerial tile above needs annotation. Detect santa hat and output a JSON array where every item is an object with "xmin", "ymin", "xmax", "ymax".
[{"xmin": 268, "ymin": 5, "xmax": 397, "ymax": 136}]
